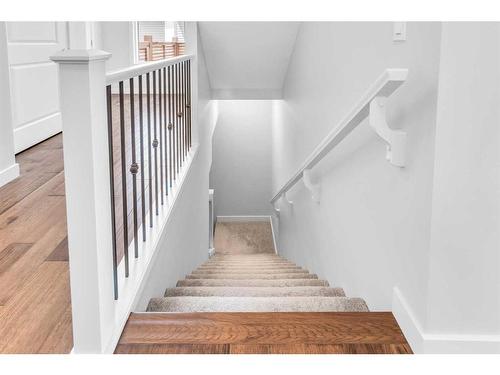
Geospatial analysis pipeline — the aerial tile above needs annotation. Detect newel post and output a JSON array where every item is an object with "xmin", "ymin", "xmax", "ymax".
[{"xmin": 51, "ymin": 50, "xmax": 113, "ymax": 353}]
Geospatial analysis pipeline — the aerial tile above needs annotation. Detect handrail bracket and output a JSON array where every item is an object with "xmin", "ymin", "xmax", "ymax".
[
  {"xmin": 303, "ymin": 169, "xmax": 321, "ymax": 203},
  {"xmin": 369, "ymin": 96, "xmax": 406, "ymax": 167}
]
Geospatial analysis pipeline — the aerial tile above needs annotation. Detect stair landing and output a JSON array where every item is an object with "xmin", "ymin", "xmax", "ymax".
[{"xmin": 115, "ymin": 311, "xmax": 412, "ymax": 354}]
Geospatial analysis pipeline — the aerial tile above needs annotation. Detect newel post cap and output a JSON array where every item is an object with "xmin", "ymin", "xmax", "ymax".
[{"xmin": 50, "ymin": 49, "xmax": 112, "ymax": 64}]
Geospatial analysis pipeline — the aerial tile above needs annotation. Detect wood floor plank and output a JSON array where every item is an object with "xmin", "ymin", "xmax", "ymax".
[
  {"xmin": 0, "ymin": 243, "xmax": 33, "ymax": 276},
  {"xmin": 0, "ymin": 261, "xmax": 71, "ymax": 353},
  {"xmin": 0, "ymin": 134, "xmax": 64, "ymax": 215},
  {"xmin": 228, "ymin": 343, "xmax": 410, "ymax": 354},
  {"xmin": 119, "ymin": 312, "xmax": 409, "ymax": 347},
  {"xmin": 37, "ymin": 303, "xmax": 73, "ymax": 354},
  {"xmin": 46, "ymin": 237, "xmax": 69, "ymax": 261},
  {"xmin": 0, "ymin": 210, "xmax": 67, "ymax": 305},
  {"xmin": 115, "ymin": 344, "xmax": 230, "ymax": 354},
  {"xmin": 0, "ymin": 172, "xmax": 66, "ymax": 251},
  {"xmin": 229, "ymin": 344, "xmax": 347, "ymax": 354}
]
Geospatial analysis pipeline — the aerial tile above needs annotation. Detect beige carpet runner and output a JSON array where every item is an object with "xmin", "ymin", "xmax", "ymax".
[{"xmin": 147, "ymin": 253, "xmax": 368, "ymax": 312}]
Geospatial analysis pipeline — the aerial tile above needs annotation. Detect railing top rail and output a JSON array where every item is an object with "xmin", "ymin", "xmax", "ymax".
[
  {"xmin": 106, "ymin": 54, "xmax": 194, "ymax": 85},
  {"xmin": 270, "ymin": 68, "xmax": 408, "ymax": 204}
]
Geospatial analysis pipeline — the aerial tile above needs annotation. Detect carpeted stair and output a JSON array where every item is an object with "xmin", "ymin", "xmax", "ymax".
[{"xmin": 147, "ymin": 253, "xmax": 368, "ymax": 312}]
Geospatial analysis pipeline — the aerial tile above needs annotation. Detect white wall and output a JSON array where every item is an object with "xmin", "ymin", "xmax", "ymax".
[
  {"xmin": 272, "ymin": 22, "xmax": 441, "ymax": 324},
  {"xmin": 424, "ymin": 22, "xmax": 500, "ymax": 344},
  {"xmin": 199, "ymin": 22, "xmax": 300, "ymax": 99},
  {"xmin": 0, "ymin": 22, "xmax": 19, "ymax": 187},
  {"xmin": 210, "ymin": 100, "xmax": 273, "ymax": 217},
  {"xmin": 136, "ymin": 22, "xmax": 217, "ymax": 308},
  {"xmin": 99, "ymin": 22, "xmax": 134, "ymax": 71}
]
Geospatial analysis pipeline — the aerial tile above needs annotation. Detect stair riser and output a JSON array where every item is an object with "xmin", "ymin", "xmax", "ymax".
[
  {"xmin": 200, "ymin": 263, "xmax": 299, "ymax": 266},
  {"xmin": 203, "ymin": 264, "xmax": 297, "ymax": 268},
  {"xmin": 192, "ymin": 269, "xmax": 307, "ymax": 275},
  {"xmin": 186, "ymin": 274, "xmax": 318, "ymax": 280},
  {"xmin": 164, "ymin": 287, "xmax": 346, "ymax": 297},
  {"xmin": 147, "ymin": 297, "xmax": 369, "ymax": 313}
]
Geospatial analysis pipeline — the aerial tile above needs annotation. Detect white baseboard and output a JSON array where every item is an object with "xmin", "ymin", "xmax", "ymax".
[
  {"xmin": 392, "ymin": 287, "xmax": 425, "ymax": 353},
  {"xmin": 0, "ymin": 163, "xmax": 19, "ymax": 187},
  {"xmin": 392, "ymin": 287, "xmax": 500, "ymax": 354},
  {"xmin": 13, "ymin": 112, "xmax": 62, "ymax": 153},
  {"xmin": 216, "ymin": 215, "xmax": 271, "ymax": 222},
  {"xmin": 270, "ymin": 215, "xmax": 278, "ymax": 254},
  {"xmin": 212, "ymin": 88, "xmax": 282, "ymax": 100},
  {"xmin": 208, "ymin": 247, "xmax": 215, "ymax": 258}
]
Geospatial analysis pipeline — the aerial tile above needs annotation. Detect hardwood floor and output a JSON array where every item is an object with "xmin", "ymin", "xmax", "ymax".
[
  {"xmin": 0, "ymin": 93, "xmax": 175, "ymax": 353},
  {"xmin": 0, "ymin": 134, "xmax": 73, "ymax": 353},
  {"xmin": 115, "ymin": 312, "xmax": 413, "ymax": 354}
]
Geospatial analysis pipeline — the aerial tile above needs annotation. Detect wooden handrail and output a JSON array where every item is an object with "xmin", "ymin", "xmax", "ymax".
[{"xmin": 270, "ymin": 68, "xmax": 408, "ymax": 205}]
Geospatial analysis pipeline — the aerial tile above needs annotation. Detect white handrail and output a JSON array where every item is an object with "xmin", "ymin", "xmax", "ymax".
[
  {"xmin": 106, "ymin": 54, "xmax": 194, "ymax": 85},
  {"xmin": 270, "ymin": 68, "xmax": 408, "ymax": 205}
]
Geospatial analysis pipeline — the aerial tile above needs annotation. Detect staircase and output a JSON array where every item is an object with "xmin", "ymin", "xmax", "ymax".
[
  {"xmin": 146, "ymin": 222, "xmax": 368, "ymax": 313},
  {"xmin": 117, "ymin": 222, "xmax": 411, "ymax": 354}
]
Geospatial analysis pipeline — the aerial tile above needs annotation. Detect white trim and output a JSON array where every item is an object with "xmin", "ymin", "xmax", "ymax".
[
  {"xmin": 392, "ymin": 287, "xmax": 500, "ymax": 354},
  {"xmin": 0, "ymin": 163, "xmax": 19, "ymax": 187},
  {"xmin": 270, "ymin": 215, "xmax": 279, "ymax": 254},
  {"xmin": 130, "ymin": 21, "xmax": 139, "ymax": 65},
  {"xmin": 105, "ymin": 145, "xmax": 200, "ymax": 354},
  {"xmin": 392, "ymin": 287, "xmax": 425, "ymax": 353},
  {"xmin": 105, "ymin": 54, "xmax": 194, "ymax": 85},
  {"xmin": 13, "ymin": 112, "xmax": 62, "ymax": 153},
  {"xmin": 208, "ymin": 248, "xmax": 215, "ymax": 258},
  {"xmin": 216, "ymin": 215, "xmax": 271, "ymax": 222},
  {"xmin": 212, "ymin": 88, "xmax": 282, "ymax": 100}
]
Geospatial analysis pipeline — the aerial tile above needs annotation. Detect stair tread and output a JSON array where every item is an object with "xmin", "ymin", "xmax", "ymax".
[
  {"xmin": 147, "ymin": 296, "xmax": 369, "ymax": 313},
  {"xmin": 164, "ymin": 286, "xmax": 345, "ymax": 297},
  {"xmin": 119, "ymin": 312, "xmax": 409, "ymax": 349}
]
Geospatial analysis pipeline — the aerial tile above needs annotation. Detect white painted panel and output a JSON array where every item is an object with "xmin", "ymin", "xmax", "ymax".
[
  {"xmin": 6, "ymin": 21, "xmax": 67, "ymax": 152},
  {"xmin": 7, "ymin": 22, "xmax": 57, "ymax": 42},
  {"xmin": 10, "ymin": 63, "xmax": 59, "ymax": 128}
]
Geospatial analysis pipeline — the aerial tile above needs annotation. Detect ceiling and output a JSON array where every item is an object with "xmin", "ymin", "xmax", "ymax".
[{"xmin": 198, "ymin": 22, "xmax": 300, "ymax": 99}]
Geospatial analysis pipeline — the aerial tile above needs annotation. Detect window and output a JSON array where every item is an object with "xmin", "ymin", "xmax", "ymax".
[{"xmin": 136, "ymin": 21, "xmax": 185, "ymax": 62}]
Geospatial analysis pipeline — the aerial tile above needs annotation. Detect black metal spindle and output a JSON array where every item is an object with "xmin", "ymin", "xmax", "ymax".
[
  {"xmin": 146, "ymin": 73, "xmax": 153, "ymax": 227},
  {"xmin": 118, "ymin": 81, "xmax": 130, "ymax": 277},
  {"xmin": 178, "ymin": 62, "xmax": 182, "ymax": 167},
  {"xmin": 188, "ymin": 59, "xmax": 192, "ymax": 148},
  {"xmin": 153, "ymin": 70, "xmax": 159, "ymax": 215},
  {"xmin": 129, "ymin": 78, "xmax": 139, "ymax": 258},
  {"xmin": 173, "ymin": 63, "xmax": 177, "ymax": 176},
  {"xmin": 158, "ymin": 69, "xmax": 164, "ymax": 205},
  {"xmin": 180, "ymin": 61, "xmax": 186, "ymax": 161},
  {"xmin": 188, "ymin": 60, "xmax": 193, "ymax": 148},
  {"xmin": 138, "ymin": 75, "xmax": 146, "ymax": 241},
  {"xmin": 180, "ymin": 61, "xmax": 184, "ymax": 161},
  {"xmin": 183, "ymin": 60, "xmax": 188, "ymax": 156},
  {"xmin": 185, "ymin": 61, "xmax": 189, "ymax": 155},
  {"xmin": 106, "ymin": 85, "xmax": 119, "ymax": 300},
  {"xmin": 163, "ymin": 66, "xmax": 168, "ymax": 195},
  {"xmin": 168, "ymin": 65, "xmax": 173, "ymax": 187},
  {"xmin": 175, "ymin": 63, "xmax": 180, "ymax": 174}
]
